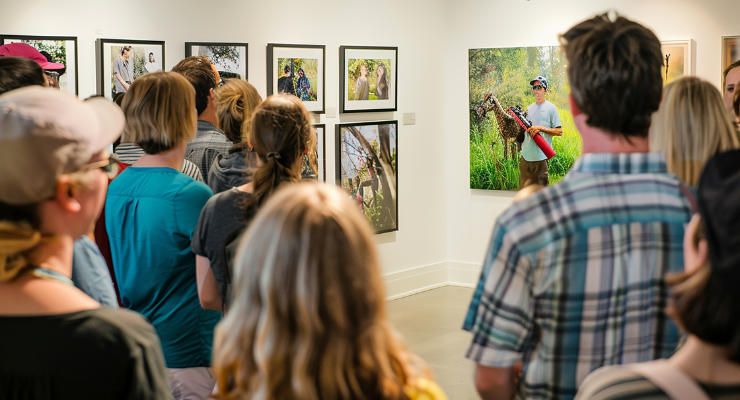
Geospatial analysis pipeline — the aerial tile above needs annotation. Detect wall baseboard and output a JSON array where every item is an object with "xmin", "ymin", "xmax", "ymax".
[{"xmin": 383, "ymin": 261, "xmax": 481, "ymax": 300}]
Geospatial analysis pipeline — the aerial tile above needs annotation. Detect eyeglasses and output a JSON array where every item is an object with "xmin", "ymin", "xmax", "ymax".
[
  {"xmin": 77, "ymin": 154, "xmax": 120, "ymax": 179},
  {"xmin": 216, "ymin": 78, "xmax": 228, "ymax": 88},
  {"xmin": 532, "ymin": 85, "xmax": 544, "ymax": 91}
]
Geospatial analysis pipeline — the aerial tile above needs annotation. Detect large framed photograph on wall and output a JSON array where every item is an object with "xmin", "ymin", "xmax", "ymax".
[
  {"xmin": 185, "ymin": 42, "xmax": 248, "ymax": 80},
  {"xmin": 302, "ymin": 124, "xmax": 326, "ymax": 181},
  {"xmin": 661, "ymin": 40, "xmax": 693, "ymax": 86},
  {"xmin": 1, "ymin": 35, "xmax": 78, "ymax": 95},
  {"xmin": 97, "ymin": 38, "xmax": 165, "ymax": 101},
  {"xmin": 266, "ymin": 43, "xmax": 325, "ymax": 113},
  {"xmin": 336, "ymin": 121, "xmax": 398, "ymax": 234},
  {"xmin": 339, "ymin": 46, "xmax": 398, "ymax": 113}
]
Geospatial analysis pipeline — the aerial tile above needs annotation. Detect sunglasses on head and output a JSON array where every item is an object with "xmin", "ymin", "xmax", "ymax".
[
  {"xmin": 77, "ymin": 154, "xmax": 120, "ymax": 179},
  {"xmin": 532, "ymin": 84, "xmax": 544, "ymax": 91}
]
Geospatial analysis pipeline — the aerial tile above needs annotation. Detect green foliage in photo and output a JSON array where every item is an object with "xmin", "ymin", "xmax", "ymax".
[
  {"xmin": 22, "ymin": 40, "xmax": 66, "ymax": 65},
  {"xmin": 277, "ymin": 57, "xmax": 318, "ymax": 101}
]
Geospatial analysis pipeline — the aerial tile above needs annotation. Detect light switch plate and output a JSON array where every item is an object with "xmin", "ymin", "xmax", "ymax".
[
  {"xmin": 325, "ymin": 107, "xmax": 337, "ymax": 118},
  {"xmin": 403, "ymin": 112, "xmax": 416, "ymax": 125}
]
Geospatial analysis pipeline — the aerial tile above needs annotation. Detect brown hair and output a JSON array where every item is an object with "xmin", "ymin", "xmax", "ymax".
[
  {"xmin": 121, "ymin": 71, "xmax": 197, "ymax": 154},
  {"xmin": 559, "ymin": 12, "xmax": 662, "ymax": 138},
  {"xmin": 215, "ymin": 79, "xmax": 263, "ymax": 144},
  {"xmin": 212, "ymin": 182, "xmax": 428, "ymax": 400},
  {"xmin": 722, "ymin": 60, "xmax": 740, "ymax": 93},
  {"xmin": 649, "ymin": 77, "xmax": 740, "ymax": 186},
  {"xmin": 120, "ymin": 46, "xmax": 131, "ymax": 55},
  {"xmin": 171, "ymin": 55, "xmax": 216, "ymax": 116},
  {"xmin": 669, "ymin": 218, "xmax": 740, "ymax": 363},
  {"xmin": 246, "ymin": 94, "xmax": 313, "ymax": 209},
  {"xmin": 0, "ymin": 57, "xmax": 46, "ymax": 95}
]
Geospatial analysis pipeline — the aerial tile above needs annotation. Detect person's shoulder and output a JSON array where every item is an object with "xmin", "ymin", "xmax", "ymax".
[
  {"xmin": 75, "ymin": 308, "xmax": 160, "ymax": 346},
  {"xmin": 177, "ymin": 176, "xmax": 213, "ymax": 198},
  {"xmin": 576, "ymin": 365, "xmax": 663, "ymax": 400}
]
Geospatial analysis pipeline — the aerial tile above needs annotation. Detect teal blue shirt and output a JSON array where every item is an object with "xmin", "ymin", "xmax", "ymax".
[
  {"xmin": 521, "ymin": 100, "xmax": 561, "ymax": 162},
  {"xmin": 106, "ymin": 167, "xmax": 220, "ymax": 368}
]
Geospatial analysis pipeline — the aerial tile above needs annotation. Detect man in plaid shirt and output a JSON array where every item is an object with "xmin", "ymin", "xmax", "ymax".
[{"xmin": 463, "ymin": 13, "xmax": 694, "ymax": 400}]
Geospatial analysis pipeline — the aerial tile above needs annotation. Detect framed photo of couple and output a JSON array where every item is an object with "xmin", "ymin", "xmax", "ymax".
[
  {"xmin": 266, "ymin": 43, "xmax": 325, "ymax": 113},
  {"xmin": 339, "ymin": 46, "xmax": 398, "ymax": 113},
  {"xmin": 1, "ymin": 34, "xmax": 78, "ymax": 95},
  {"xmin": 96, "ymin": 39, "xmax": 165, "ymax": 101}
]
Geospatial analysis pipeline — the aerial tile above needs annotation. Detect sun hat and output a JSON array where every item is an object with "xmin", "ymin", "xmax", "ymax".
[
  {"xmin": 0, "ymin": 86, "xmax": 124, "ymax": 204},
  {"xmin": 0, "ymin": 42, "xmax": 65, "ymax": 70},
  {"xmin": 530, "ymin": 75, "xmax": 548, "ymax": 89}
]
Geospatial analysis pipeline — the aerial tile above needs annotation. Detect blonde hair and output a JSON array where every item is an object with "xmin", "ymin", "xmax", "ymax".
[
  {"xmin": 649, "ymin": 77, "xmax": 740, "ymax": 187},
  {"xmin": 121, "ymin": 71, "xmax": 197, "ymax": 154},
  {"xmin": 213, "ymin": 182, "xmax": 428, "ymax": 400},
  {"xmin": 215, "ymin": 79, "xmax": 263, "ymax": 144}
]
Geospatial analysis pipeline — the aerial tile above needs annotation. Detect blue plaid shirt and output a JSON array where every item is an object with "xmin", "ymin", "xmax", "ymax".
[{"xmin": 463, "ymin": 153, "xmax": 693, "ymax": 400}]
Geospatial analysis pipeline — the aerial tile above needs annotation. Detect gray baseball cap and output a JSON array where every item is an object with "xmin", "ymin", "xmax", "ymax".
[
  {"xmin": 530, "ymin": 76, "xmax": 548, "ymax": 89},
  {"xmin": 0, "ymin": 87, "xmax": 124, "ymax": 205}
]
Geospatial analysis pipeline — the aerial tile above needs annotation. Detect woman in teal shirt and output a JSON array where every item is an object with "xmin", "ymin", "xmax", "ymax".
[{"xmin": 106, "ymin": 72, "xmax": 221, "ymax": 399}]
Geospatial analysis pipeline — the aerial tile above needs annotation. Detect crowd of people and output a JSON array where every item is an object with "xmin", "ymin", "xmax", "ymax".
[{"xmin": 1, "ymin": 10, "xmax": 740, "ymax": 400}]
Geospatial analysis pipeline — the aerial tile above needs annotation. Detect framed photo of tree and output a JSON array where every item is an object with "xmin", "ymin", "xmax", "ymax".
[
  {"xmin": 185, "ymin": 42, "xmax": 248, "ymax": 80},
  {"xmin": 661, "ymin": 40, "xmax": 693, "ymax": 86},
  {"xmin": 266, "ymin": 43, "xmax": 325, "ymax": 113},
  {"xmin": 336, "ymin": 121, "xmax": 398, "ymax": 234},
  {"xmin": 96, "ymin": 38, "xmax": 165, "ymax": 101},
  {"xmin": 339, "ymin": 46, "xmax": 398, "ymax": 113},
  {"xmin": 1, "ymin": 35, "xmax": 78, "ymax": 95},
  {"xmin": 302, "ymin": 124, "xmax": 326, "ymax": 181}
]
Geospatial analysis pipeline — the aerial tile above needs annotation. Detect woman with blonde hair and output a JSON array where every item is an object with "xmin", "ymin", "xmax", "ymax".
[
  {"xmin": 649, "ymin": 76, "xmax": 740, "ymax": 187},
  {"xmin": 212, "ymin": 182, "xmax": 448, "ymax": 400},
  {"xmin": 208, "ymin": 79, "xmax": 263, "ymax": 194},
  {"xmin": 193, "ymin": 94, "xmax": 312, "ymax": 311},
  {"xmin": 0, "ymin": 87, "xmax": 171, "ymax": 398},
  {"xmin": 106, "ymin": 71, "xmax": 221, "ymax": 399}
]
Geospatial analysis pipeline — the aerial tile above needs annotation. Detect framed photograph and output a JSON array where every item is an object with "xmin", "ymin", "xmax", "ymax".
[
  {"xmin": 340, "ymin": 46, "xmax": 398, "ymax": 113},
  {"xmin": 661, "ymin": 40, "xmax": 693, "ymax": 86},
  {"xmin": 97, "ymin": 38, "xmax": 165, "ymax": 101},
  {"xmin": 266, "ymin": 43, "xmax": 325, "ymax": 113},
  {"xmin": 722, "ymin": 36, "xmax": 740, "ymax": 72},
  {"xmin": 185, "ymin": 42, "xmax": 247, "ymax": 80},
  {"xmin": 336, "ymin": 121, "xmax": 398, "ymax": 234},
  {"xmin": 301, "ymin": 124, "xmax": 326, "ymax": 181},
  {"xmin": 0, "ymin": 35, "xmax": 78, "ymax": 95}
]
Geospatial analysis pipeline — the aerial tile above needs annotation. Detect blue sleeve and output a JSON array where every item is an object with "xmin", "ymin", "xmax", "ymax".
[
  {"xmin": 174, "ymin": 180, "xmax": 213, "ymax": 241},
  {"xmin": 72, "ymin": 236, "xmax": 119, "ymax": 307}
]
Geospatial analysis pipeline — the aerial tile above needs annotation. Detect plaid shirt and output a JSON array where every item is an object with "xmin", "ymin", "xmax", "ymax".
[
  {"xmin": 463, "ymin": 153, "xmax": 693, "ymax": 400},
  {"xmin": 185, "ymin": 120, "xmax": 232, "ymax": 185}
]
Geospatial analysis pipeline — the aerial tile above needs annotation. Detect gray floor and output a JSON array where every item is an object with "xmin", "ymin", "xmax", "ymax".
[{"xmin": 387, "ymin": 286, "xmax": 479, "ymax": 400}]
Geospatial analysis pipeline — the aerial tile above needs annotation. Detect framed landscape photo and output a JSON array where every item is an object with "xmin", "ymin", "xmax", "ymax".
[
  {"xmin": 186, "ymin": 42, "xmax": 247, "ymax": 80},
  {"xmin": 661, "ymin": 40, "xmax": 693, "ymax": 86},
  {"xmin": 722, "ymin": 36, "xmax": 740, "ymax": 72},
  {"xmin": 266, "ymin": 43, "xmax": 325, "ymax": 113},
  {"xmin": 1, "ymin": 35, "xmax": 78, "ymax": 95},
  {"xmin": 339, "ymin": 46, "xmax": 398, "ymax": 113},
  {"xmin": 97, "ymin": 38, "xmax": 165, "ymax": 101},
  {"xmin": 336, "ymin": 121, "xmax": 398, "ymax": 234},
  {"xmin": 301, "ymin": 124, "xmax": 326, "ymax": 181}
]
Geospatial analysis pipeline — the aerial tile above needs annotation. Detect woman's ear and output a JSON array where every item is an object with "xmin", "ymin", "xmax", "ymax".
[
  {"xmin": 54, "ymin": 175, "xmax": 82, "ymax": 213},
  {"xmin": 683, "ymin": 214, "xmax": 708, "ymax": 273}
]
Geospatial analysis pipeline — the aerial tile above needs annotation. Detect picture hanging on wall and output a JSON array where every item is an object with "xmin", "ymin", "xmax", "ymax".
[
  {"xmin": 661, "ymin": 40, "xmax": 693, "ymax": 86},
  {"xmin": 469, "ymin": 46, "xmax": 580, "ymax": 191},
  {"xmin": 339, "ymin": 46, "xmax": 398, "ymax": 113},
  {"xmin": 301, "ymin": 124, "xmax": 326, "ymax": 181},
  {"xmin": 1, "ymin": 35, "xmax": 78, "ymax": 95},
  {"xmin": 185, "ymin": 42, "xmax": 247, "ymax": 80},
  {"xmin": 722, "ymin": 36, "xmax": 740, "ymax": 73},
  {"xmin": 97, "ymin": 38, "xmax": 165, "ymax": 101},
  {"xmin": 336, "ymin": 121, "xmax": 398, "ymax": 234},
  {"xmin": 266, "ymin": 43, "xmax": 325, "ymax": 113}
]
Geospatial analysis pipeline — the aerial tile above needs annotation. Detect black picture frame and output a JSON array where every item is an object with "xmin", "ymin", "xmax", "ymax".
[
  {"xmin": 302, "ymin": 124, "xmax": 326, "ymax": 181},
  {"xmin": 185, "ymin": 42, "xmax": 248, "ymax": 80},
  {"xmin": 336, "ymin": 121, "xmax": 398, "ymax": 234},
  {"xmin": 266, "ymin": 43, "xmax": 325, "ymax": 113},
  {"xmin": 96, "ymin": 38, "xmax": 165, "ymax": 101},
  {"xmin": 339, "ymin": 46, "xmax": 398, "ymax": 113},
  {"xmin": 1, "ymin": 34, "xmax": 79, "ymax": 95}
]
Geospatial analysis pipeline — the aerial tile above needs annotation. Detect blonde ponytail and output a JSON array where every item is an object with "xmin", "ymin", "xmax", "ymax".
[{"xmin": 0, "ymin": 221, "xmax": 41, "ymax": 282}]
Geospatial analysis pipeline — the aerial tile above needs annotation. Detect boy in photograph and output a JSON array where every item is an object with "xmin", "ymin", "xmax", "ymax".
[
  {"xmin": 113, "ymin": 46, "xmax": 134, "ymax": 95},
  {"xmin": 519, "ymin": 75, "xmax": 562, "ymax": 188},
  {"xmin": 145, "ymin": 52, "xmax": 159, "ymax": 73}
]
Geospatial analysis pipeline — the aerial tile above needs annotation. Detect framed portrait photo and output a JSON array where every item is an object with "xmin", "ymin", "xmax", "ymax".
[
  {"xmin": 340, "ymin": 46, "xmax": 398, "ymax": 113},
  {"xmin": 301, "ymin": 124, "xmax": 326, "ymax": 181},
  {"xmin": 266, "ymin": 43, "xmax": 325, "ymax": 113},
  {"xmin": 97, "ymin": 38, "xmax": 165, "ymax": 101},
  {"xmin": 1, "ymin": 35, "xmax": 78, "ymax": 95},
  {"xmin": 661, "ymin": 40, "xmax": 693, "ymax": 86},
  {"xmin": 336, "ymin": 121, "xmax": 398, "ymax": 234},
  {"xmin": 722, "ymin": 36, "xmax": 740, "ymax": 73},
  {"xmin": 186, "ymin": 42, "xmax": 248, "ymax": 80}
]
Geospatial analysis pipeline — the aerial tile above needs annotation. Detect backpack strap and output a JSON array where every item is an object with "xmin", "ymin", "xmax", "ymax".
[{"xmin": 628, "ymin": 360, "xmax": 711, "ymax": 400}]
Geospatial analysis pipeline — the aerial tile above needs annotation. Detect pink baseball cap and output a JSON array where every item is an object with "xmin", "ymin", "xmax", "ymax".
[
  {"xmin": 0, "ymin": 87, "xmax": 124, "ymax": 205},
  {"xmin": 0, "ymin": 42, "xmax": 65, "ymax": 70}
]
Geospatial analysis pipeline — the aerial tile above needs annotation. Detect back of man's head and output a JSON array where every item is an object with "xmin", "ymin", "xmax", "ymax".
[
  {"xmin": 171, "ymin": 55, "xmax": 216, "ymax": 116},
  {"xmin": 560, "ymin": 12, "xmax": 662, "ymax": 138},
  {"xmin": 0, "ymin": 56, "xmax": 46, "ymax": 95}
]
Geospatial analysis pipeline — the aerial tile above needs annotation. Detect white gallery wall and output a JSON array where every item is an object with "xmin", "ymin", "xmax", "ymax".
[{"xmin": 3, "ymin": 0, "xmax": 739, "ymax": 297}]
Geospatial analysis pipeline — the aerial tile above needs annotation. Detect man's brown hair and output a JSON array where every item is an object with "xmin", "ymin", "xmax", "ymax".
[
  {"xmin": 171, "ymin": 55, "xmax": 216, "ymax": 116},
  {"xmin": 560, "ymin": 13, "xmax": 663, "ymax": 138}
]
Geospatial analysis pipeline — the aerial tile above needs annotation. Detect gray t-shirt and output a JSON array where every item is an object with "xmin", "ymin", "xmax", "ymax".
[
  {"xmin": 522, "ymin": 100, "xmax": 561, "ymax": 162},
  {"xmin": 113, "ymin": 56, "xmax": 134, "ymax": 93}
]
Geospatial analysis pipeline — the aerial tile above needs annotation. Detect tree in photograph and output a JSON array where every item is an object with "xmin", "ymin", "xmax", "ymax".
[
  {"xmin": 346, "ymin": 126, "xmax": 396, "ymax": 226},
  {"xmin": 200, "ymin": 46, "xmax": 240, "ymax": 70}
]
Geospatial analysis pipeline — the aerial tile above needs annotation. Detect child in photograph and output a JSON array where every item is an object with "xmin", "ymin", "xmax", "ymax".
[
  {"xmin": 145, "ymin": 52, "xmax": 158, "ymax": 73},
  {"xmin": 296, "ymin": 67, "xmax": 311, "ymax": 101},
  {"xmin": 375, "ymin": 62, "xmax": 390, "ymax": 100},
  {"xmin": 355, "ymin": 63, "xmax": 369, "ymax": 100}
]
